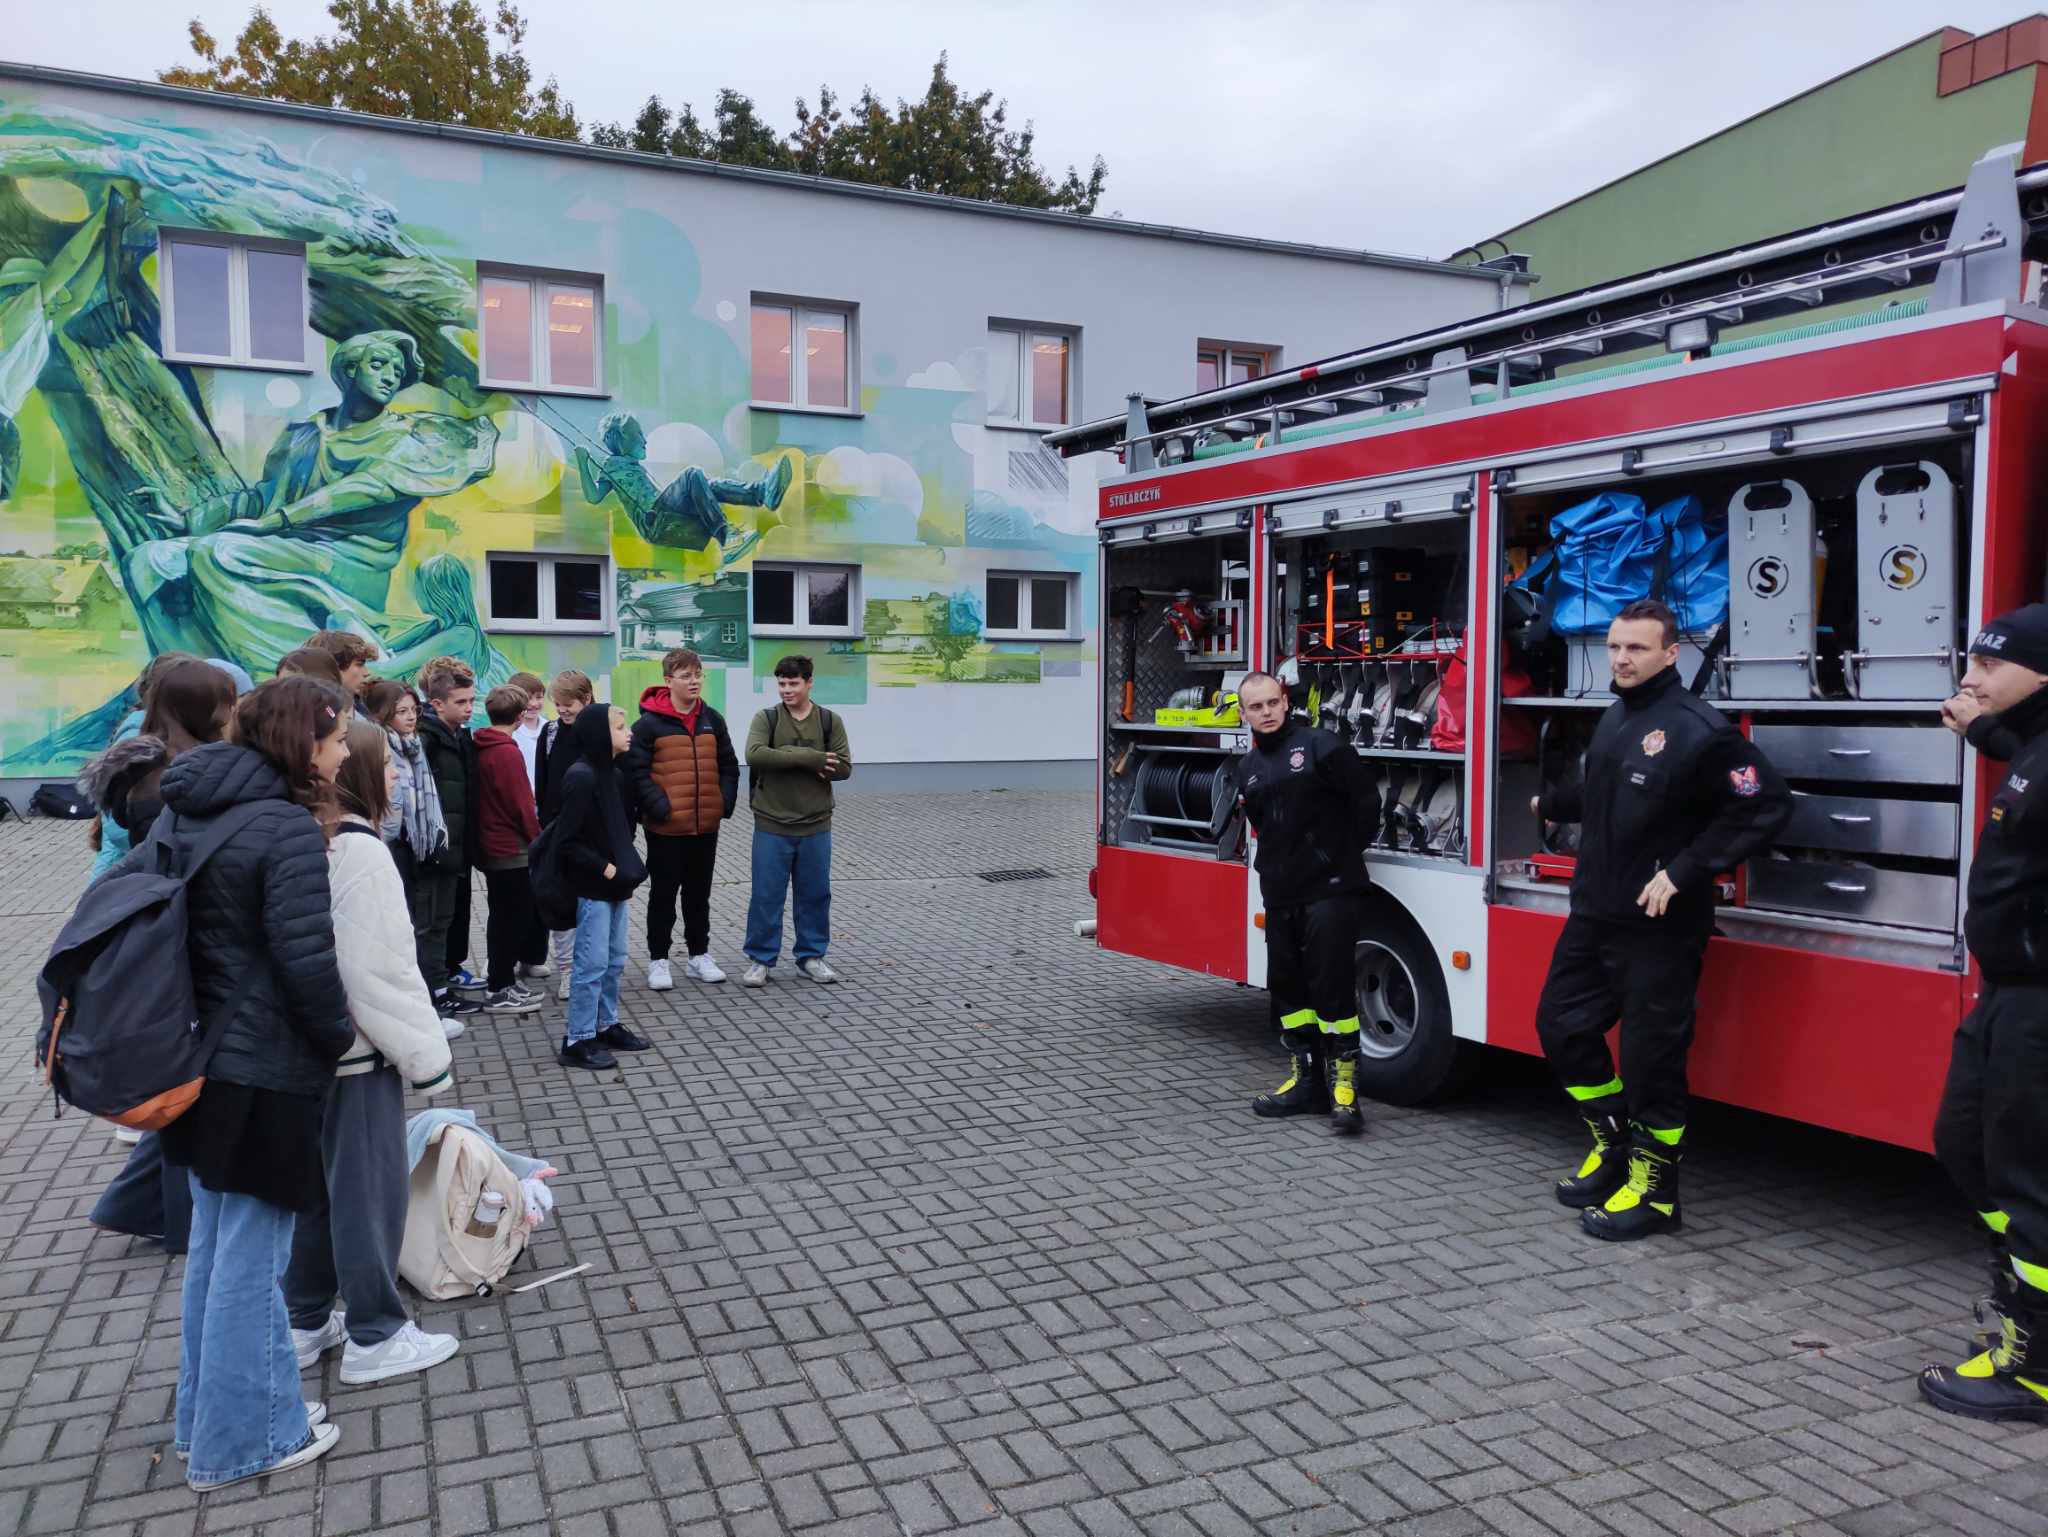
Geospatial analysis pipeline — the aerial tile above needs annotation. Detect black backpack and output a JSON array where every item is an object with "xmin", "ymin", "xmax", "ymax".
[
  {"xmin": 31, "ymin": 782, "xmax": 93, "ymax": 820},
  {"xmin": 35, "ymin": 806, "xmax": 256, "ymax": 1130},
  {"xmin": 526, "ymin": 815, "xmax": 577, "ymax": 933}
]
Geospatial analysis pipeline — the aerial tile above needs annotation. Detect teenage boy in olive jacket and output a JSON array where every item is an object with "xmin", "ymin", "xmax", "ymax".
[{"xmin": 741, "ymin": 655, "xmax": 851, "ymax": 987}]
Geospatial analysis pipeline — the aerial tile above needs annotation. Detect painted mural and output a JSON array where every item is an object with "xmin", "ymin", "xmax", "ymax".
[{"xmin": 0, "ymin": 95, "xmax": 1094, "ymax": 774}]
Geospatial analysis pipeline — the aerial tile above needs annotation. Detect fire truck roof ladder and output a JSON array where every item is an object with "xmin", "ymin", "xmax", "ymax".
[{"xmin": 1049, "ymin": 144, "xmax": 2048, "ymax": 468}]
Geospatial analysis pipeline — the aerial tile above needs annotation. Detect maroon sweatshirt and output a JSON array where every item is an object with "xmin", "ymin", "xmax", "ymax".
[{"xmin": 474, "ymin": 726, "xmax": 542, "ymax": 868}]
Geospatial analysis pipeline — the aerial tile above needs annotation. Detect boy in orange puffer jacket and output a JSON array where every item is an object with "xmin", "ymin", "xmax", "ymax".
[{"xmin": 622, "ymin": 648, "xmax": 738, "ymax": 988}]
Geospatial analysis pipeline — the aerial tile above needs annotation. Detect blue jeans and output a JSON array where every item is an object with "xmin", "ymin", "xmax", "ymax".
[
  {"xmin": 567, "ymin": 898, "xmax": 628, "ymax": 1045},
  {"xmin": 175, "ymin": 1175, "xmax": 311, "ymax": 1483},
  {"xmin": 744, "ymin": 827, "xmax": 832, "ymax": 967}
]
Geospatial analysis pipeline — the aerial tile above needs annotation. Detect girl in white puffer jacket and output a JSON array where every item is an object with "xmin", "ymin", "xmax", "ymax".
[{"xmin": 283, "ymin": 721, "xmax": 463, "ymax": 1388}]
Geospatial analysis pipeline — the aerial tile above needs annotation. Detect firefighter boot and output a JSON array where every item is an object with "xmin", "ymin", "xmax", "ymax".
[
  {"xmin": 1968, "ymin": 1232, "xmax": 2019, "ymax": 1355},
  {"xmin": 1252, "ymin": 1027, "xmax": 1329, "ymax": 1118},
  {"xmin": 1327, "ymin": 1044, "xmax": 1365, "ymax": 1137},
  {"xmin": 1555, "ymin": 1111, "xmax": 1629, "ymax": 1209},
  {"xmin": 1920, "ymin": 1288, "xmax": 2048, "ymax": 1424},
  {"xmin": 1581, "ymin": 1134, "xmax": 1682, "ymax": 1241}
]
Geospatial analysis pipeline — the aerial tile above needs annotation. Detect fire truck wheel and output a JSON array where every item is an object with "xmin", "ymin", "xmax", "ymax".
[{"xmin": 1352, "ymin": 903, "xmax": 1461, "ymax": 1105}]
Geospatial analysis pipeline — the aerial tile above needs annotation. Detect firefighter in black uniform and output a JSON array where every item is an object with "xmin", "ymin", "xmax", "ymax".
[
  {"xmin": 1919, "ymin": 603, "xmax": 2048, "ymax": 1424},
  {"xmin": 1237, "ymin": 671, "xmax": 1381, "ymax": 1134},
  {"xmin": 1532, "ymin": 599, "xmax": 1791, "ymax": 1241}
]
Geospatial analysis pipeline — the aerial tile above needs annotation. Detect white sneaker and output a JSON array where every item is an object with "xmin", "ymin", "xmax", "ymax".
[
  {"xmin": 517, "ymin": 960, "xmax": 553, "ymax": 980},
  {"xmin": 188, "ymin": 1419, "xmax": 340, "ymax": 1490},
  {"xmin": 179, "ymin": 1403, "xmax": 324, "ymax": 1461},
  {"xmin": 741, "ymin": 963, "xmax": 770, "ymax": 988},
  {"xmin": 557, "ymin": 968, "xmax": 573, "ymax": 1002},
  {"xmin": 441, "ymin": 1016, "xmax": 465, "ymax": 1040},
  {"xmin": 292, "ymin": 1310, "xmax": 346, "ymax": 1370},
  {"xmin": 111, "ymin": 1125, "xmax": 143, "ymax": 1145},
  {"xmin": 685, "ymin": 954, "xmax": 726, "ymax": 984},
  {"xmin": 797, "ymin": 958, "xmax": 840, "ymax": 985},
  {"xmin": 338, "ymin": 1321, "xmax": 460, "ymax": 1385},
  {"xmin": 646, "ymin": 959, "xmax": 674, "ymax": 991}
]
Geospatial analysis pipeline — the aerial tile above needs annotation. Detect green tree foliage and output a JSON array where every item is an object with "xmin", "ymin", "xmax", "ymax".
[
  {"xmin": 161, "ymin": 1, "xmax": 581, "ymax": 140},
  {"xmin": 919, "ymin": 589, "xmax": 981, "ymax": 681},
  {"xmin": 593, "ymin": 55, "xmax": 1107, "ymax": 215}
]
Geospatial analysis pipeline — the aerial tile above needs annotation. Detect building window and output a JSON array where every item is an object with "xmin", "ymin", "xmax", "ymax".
[
  {"xmin": 485, "ymin": 552, "xmax": 611, "ymax": 633},
  {"xmin": 1196, "ymin": 343, "xmax": 1275, "ymax": 393},
  {"xmin": 984, "ymin": 570, "xmax": 1078, "ymax": 640},
  {"xmin": 987, "ymin": 325, "xmax": 1074, "ymax": 428},
  {"xmin": 750, "ymin": 298, "xmax": 854, "ymax": 410},
  {"xmin": 159, "ymin": 232, "xmax": 308, "ymax": 369},
  {"xmin": 478, "ymin": 267, "xmax": 603, "ymax": 393},
  {"xmin": 721, "ymin": 619, "xmax": 740, "ymax": 646},
  {"xmin": 753, "ymin": 561, "xmax": 861, "ymax": 637}
]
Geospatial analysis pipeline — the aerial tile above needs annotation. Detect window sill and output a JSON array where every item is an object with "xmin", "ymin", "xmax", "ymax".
[
  {"xmin": 480, "ymin": 379, "xmax": 611, "ymax": 400},
  {"xmin": 985, "ymin": 630, "xmax": 1082, "ymax": 643},
  {"xmin": 749, "ymin": 401, "xmax": 864, "ymax": 420},
  {"xmin": 485, "ymin": 621, "xmax": 613, "ymax": 636},
  {"xmin": 752, "ymin": 627, "xmax": 864, "ymax": 641},
  {"xmin": 984, "ymin": 421, "xmax": 1067, "ymax": 435},
  {"xmin": 163, "ymin": 353, "xmax": 315, "ymax": 377}
]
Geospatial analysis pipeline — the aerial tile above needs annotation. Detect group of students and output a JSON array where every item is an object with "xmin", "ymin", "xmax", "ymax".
[{"xmin": 70, "ymin": 630, "xmax": 859, "ymax": 1488}]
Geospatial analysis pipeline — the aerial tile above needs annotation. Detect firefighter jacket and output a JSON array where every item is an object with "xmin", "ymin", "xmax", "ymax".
[
  {"xmin": 624, "ymin": 686, "xmax": 738, "ymax": 838},
  {"xmin": 1537, "ymin": 665, "xmax": 1791, "ymax": 935},
  {"xmin": 1963, "ymin": 687, "xmax": 2048, "ymax": 979},
  {"xmin": 1238, "ymin": 720, "xmax": 1380, "ymax": 909}
]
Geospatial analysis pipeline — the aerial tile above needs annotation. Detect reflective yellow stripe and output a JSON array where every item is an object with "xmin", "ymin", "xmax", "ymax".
[
  {"xmin": 1981, "ymin": 1209, "xmax": 2011, "ymax": 1235},
  {"xmin": 1957, "ymin": 1349, "xmax": 1997, "ymax": 1380},
  {"xmin": 2013, "ymin": 1254, "xmax": 2048, "ymax": 1295},
  {"xmin": 1565, "ymin": 1077, "xmax": 1623, "ymax": 1102},
  {"xmin": 1279, "ymin": 1008, "xmax": 1318, "ymax": 1030},
  {"xmin": 1316, "ymin": 1014, "xmax": 1361, "ymax": 1037},
  {"xmin": 1643, "ymin": 1124, "xmax": 1685, "ymax": 1147},
  {"xmin": 1333, "ymin": 1056, "xmax": 1357, "ymax": 1107}
]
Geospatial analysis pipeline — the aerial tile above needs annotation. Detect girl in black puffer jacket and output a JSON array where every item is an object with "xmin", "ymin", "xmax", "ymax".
[{"xmin": 149, "ymin": 676, "xmax": 356, "ymax": 1490}]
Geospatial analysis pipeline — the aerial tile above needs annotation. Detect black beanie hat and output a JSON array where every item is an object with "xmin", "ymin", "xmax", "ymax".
[{"xmin": 1969, "ymin": 603, "xmax": 2048, "ymax": 675}]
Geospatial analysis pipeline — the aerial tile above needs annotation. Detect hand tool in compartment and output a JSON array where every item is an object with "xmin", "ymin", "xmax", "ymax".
[{"xmin": 1110, "ymin": 585, "xmax": 1143, "ymax": 722}]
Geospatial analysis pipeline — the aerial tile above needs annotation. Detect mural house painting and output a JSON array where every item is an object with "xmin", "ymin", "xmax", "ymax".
[{"xmin": 0, "ymin": 63, "xmax": 1514, "ymax": 789}]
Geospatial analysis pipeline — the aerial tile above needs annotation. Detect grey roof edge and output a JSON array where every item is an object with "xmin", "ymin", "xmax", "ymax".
[{"xmin": 0, "ymin": 59, "xmax": 1500, "ymax": 281}]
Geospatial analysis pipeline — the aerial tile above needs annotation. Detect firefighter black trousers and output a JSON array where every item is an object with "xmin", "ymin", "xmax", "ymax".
[
  {"xmin": 1266, "ymin": 895, "xmax": 1361, "ymax": 1028},
  {"xmin": 1534, "ymin": 914, "xmax": 1706, "ymax": 1134},
  {"xmin": 1933, "ymin": 980, "xmax": 2048, "ymax": 1290}
]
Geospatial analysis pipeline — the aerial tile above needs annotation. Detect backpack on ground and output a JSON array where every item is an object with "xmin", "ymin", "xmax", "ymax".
[
  {"xmin": 31, "ymin": 782, "xmax": 93, "ymax": 819},
  {"xmin": 400, "ymin": 1120, "xmax": 530, "ymax": 1299},
  {"xmin": 35, "ymin": 807, "xmax": 256, "ymax": 1130}
]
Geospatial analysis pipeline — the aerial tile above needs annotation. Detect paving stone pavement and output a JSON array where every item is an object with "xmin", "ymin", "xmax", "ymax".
[{"xmin": 0, "ymin": 791, "xmax": 2044, "ymax": 1537}]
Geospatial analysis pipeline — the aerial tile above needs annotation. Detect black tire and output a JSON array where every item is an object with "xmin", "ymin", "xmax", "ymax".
[{"xmin": 1351, "ymin": 893, "xmax": 1463, "ymax": 1106}]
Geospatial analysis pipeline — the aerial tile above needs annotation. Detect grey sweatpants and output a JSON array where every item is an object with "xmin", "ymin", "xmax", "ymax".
[{"xmin": 283, "ymin": 1067, "xmax": 411, "ymax": 1347}]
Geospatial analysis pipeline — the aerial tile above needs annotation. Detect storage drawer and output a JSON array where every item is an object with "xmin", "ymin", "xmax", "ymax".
[
  {"xmin": 1780, "ymin": 791, "xmax": 1960, "ymax": 859},
  {"xmin": 1751, "ymin": 723, "xmax": 1959, "ymax": 786},
  {"xmin": 1748, "ymin": 859, "xmax": 1956, "ymax": 929}
]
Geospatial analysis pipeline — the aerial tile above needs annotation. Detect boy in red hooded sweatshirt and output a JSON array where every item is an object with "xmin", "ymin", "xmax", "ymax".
[
  {"xmin": 474, "ymin": 684, "xmax": 547, "ymax": 1014},
  {"xmin": 623, "ymin": 648, "xmax": 738, "ymax": 989}
]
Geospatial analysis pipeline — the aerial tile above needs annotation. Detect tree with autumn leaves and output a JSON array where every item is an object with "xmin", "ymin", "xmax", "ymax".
[{"xmin": 163, "ymin": 5, "xmax": 1109, "ymax": 215}]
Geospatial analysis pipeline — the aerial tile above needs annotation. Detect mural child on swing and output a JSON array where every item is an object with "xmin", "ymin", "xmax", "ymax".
[{"xmin": 576, "ymin": 412, "xmax": 793, "ymax": 566}]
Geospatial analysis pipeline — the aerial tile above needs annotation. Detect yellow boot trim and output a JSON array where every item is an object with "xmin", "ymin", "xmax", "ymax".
[
  {"xmin": 1332, "ymin": 1056, "xmax": 1358, "ymax": 1109},
  {"xmin": 1574, "ymin": 1146, "xmax": 1608, "ymax": 1180},
  {"xmin": 1643, "ymin": 1124, "xmax": 1685, "ymax": 1147},
  {"xmin": 1565, "ymin": 1077, "xmax": 1623, "ymax": 1103},
  {"xmin": 1316, "ymin": 1015, "xmax": 1361, "ymax": 1037},
  {"xmin": 2011, "ymin": 1254, "xmax": 2048, "ymax": 1293},
  {"xmin": 1601, "ymin": 1149, "xmax": 1675, "ymax": 1217},
  {"xmin": 1279, "ymin": 1008, "xmax": 1318, "ymax": 1030},
  {"xmin": 1956, "ymin": 1349, "xmax": 1998, "ymax": 1379},
  {"xmin": 1981, "ymin": 1209, "xmax": 2011, "ymax": 1235}
]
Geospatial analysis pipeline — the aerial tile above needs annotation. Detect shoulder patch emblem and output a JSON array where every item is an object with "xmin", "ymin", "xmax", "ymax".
[
  {"xmin": 1641, "ymin": 729, "xmax": 1667, "ymax": 757},
  {"xmin": 1729, "ymin": 764, "xmax": 1761, "ymax": 797}
]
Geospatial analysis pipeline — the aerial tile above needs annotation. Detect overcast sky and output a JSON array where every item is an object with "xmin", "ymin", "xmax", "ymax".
[{"xmin": 6, "ymin": 1, "xmax": 2039, "ymax": 257}]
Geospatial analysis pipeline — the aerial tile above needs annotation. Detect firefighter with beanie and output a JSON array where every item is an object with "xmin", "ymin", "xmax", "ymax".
[
  {"xmin": 1919, "ymin": 602, "xmax": 2048, "ymax": 1424},
  {"xmin": 1236, "ymin": 670, "xmax": 1381, "ymax": 1134},
  {"xmin": 1531, "ymin": 599, "xmax": 1791, "ymax": 1240}
]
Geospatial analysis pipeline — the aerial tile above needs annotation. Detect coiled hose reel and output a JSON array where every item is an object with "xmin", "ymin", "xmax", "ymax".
[{"xmin": 1122, "ymin": 750, "xmax": 1243, "ymax": 856}]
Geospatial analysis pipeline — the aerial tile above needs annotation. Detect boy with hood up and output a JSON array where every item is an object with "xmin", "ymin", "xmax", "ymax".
[
  {"xmin": 622, "ymin": 648, "xmax": 738, "ymax": 990},
  {"xmin": 553, "ymin": 703, "xmax": 651, "ymax": 1071}
]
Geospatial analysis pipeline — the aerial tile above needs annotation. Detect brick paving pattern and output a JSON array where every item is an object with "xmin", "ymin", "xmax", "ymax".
[{"xmin": 0, "ymin": 791, "xmax": 2043, "ymax": 1536}]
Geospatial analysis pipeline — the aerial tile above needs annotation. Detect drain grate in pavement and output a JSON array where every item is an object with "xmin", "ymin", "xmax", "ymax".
[{"xmin": 977, "ymin": 867, "xmax": 1054, "ymax": 883}]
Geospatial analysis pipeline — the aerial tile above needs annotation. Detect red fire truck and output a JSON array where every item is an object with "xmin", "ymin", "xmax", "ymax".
[{"xmin": 1049, "ymin": 146, "xmax": 2048, "ymax": 1152}]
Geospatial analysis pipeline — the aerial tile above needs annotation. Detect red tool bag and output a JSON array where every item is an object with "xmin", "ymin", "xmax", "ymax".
[{"xmin": 1431, "ymin": 644, "xmax": 1538, "ymax": 757}]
